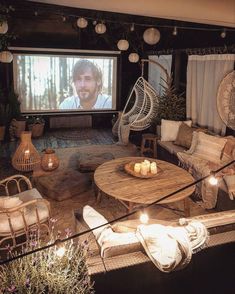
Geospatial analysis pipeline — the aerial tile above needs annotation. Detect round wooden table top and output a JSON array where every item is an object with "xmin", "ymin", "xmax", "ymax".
[{"xmin": 94, "ymin": 157, "xmax": 195, "ymax": 205}]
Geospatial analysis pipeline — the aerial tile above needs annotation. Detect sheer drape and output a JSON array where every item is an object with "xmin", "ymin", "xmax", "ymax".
[
  {"xmin": 186, "ymin": 54, "xmax": 235, "ymax": 135},
  {"xmin": 148, "ymin": 55, "xmax": 172, "ymax": 96}
]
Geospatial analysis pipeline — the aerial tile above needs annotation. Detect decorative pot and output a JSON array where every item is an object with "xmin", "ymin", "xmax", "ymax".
[
  {"xmin": 28, "ymin": 123, "xmax": 45, "ymax": 138},
  {"xmin": 0, "ymin": 126, "xmax": 6, "ymax": 141}
]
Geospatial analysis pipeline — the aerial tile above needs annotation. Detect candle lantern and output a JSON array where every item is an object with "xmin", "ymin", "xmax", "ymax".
[
  {"xmin": 41, "ymin": 148, "xmax": 59, "ymax": 171},
  {"xmin": 12, "ymin": 131, "xmax": 41, "ymax": 172}
]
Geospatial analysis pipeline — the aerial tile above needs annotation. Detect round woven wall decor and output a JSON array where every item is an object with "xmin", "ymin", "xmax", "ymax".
[{"xmin": 217, "ymin": 70, "xmax": 235, "ymax": 130}]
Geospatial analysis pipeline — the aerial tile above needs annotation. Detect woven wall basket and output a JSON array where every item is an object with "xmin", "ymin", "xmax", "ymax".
[{"xmin": 12, "ymin": 131, "xmax": 41, "ymax": 172}]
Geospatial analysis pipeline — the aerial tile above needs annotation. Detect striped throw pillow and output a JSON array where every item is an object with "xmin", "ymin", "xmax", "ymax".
[{"xmin": 193, "ymin": 132, "xmax": 227, "ymax": 164}]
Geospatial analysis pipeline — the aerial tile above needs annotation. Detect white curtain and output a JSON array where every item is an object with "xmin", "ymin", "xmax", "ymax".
[
  {"xmin": 186, "ymin": 54, "xmax": 235, "ymax": 135},
  {"xmin": 148, "ymin": 55, "xmax": 172, "ymax": 96}
]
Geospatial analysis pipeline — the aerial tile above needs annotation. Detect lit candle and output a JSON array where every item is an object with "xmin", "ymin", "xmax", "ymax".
[
  {"xmin": 134, "ymin": 163, "xmax": 141, "ymax": 173},
  {"xmin": 24, "ymin": 149, "xmax": 30, "ymax": 160},
  {"xmin": 141, "ymin": 162, "xmax": 148, "ymax": 176},
  {"xmin": 144, "ymin": 159, "xmax": 150, "ymax": 172},
  {"xmin": 150, "ymin": 162, "xmax": 157, "ymax": 174},
  {"xmin": 48, "ymin": 158, "xmax": 53, "ymax": 169}
]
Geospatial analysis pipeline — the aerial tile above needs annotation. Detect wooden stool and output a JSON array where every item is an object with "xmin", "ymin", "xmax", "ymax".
[{"xmin": 140, "ymin": 133, "xmax": 158, "ymax": 158}]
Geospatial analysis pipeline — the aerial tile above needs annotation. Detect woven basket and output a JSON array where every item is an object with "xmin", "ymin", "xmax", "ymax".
[{"xmin": 41, "ymin": 148, "xmax": 60, "ymax": 171}]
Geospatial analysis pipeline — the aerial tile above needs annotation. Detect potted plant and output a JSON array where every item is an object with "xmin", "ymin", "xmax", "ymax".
[
  {"xmin": 27, "ymin": 116, "xmax": 45, "ymax": 138},
  {"xmin": 0, "ymin": 103, "xmax": 10, "ymax": 141},
  {"xmin": 8, "ymin": 86, "xmax": 26, "ymax": 140},
  {"xmin": 153, "ymin": 78, "xmax": 186, "ymax": 135}
]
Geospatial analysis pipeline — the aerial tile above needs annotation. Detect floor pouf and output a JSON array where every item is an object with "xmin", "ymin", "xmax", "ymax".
[
  {"xmin": 35, "ymin": 169, "xmax": 91, "ymax": 201},
  {"xmin": 78, "ymin": 152, "xmax": 114, "ymax": 172}
]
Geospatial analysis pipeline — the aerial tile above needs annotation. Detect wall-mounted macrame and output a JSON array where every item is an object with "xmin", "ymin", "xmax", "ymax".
[{"xmin": 217, "ymin": 70, "xmax": 235, "ymax": 131}]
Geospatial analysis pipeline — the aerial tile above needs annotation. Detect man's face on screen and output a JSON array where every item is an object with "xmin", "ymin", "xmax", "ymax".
[{"xmin": 74, "ymin": 68, "xmax": 98, "ymax": 102}]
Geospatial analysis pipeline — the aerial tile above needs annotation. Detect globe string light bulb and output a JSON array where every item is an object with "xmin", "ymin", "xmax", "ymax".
[
  {"xmin": 140, "ymin": 211, "xmax": 149, "ymax": 224},
  {"xmin": 208, "ymin": 174, "xmax": 218, "ymax": 186},
  {"xmin": 55, "ymin": 246, "xmax": 66, "ymax": 258},
  {"xmin": 220, "ymin": 29, "xmax": 226, "ymax": 39},
  {"xmin": 130, "ymin": 23, "xmax": 135, "ymax": 32},
  {"xmin": 172, "ymin": 26, "xmax": 178, "ymax": 36}
]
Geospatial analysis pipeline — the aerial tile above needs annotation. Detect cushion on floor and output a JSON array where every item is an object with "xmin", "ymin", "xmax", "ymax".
[
  {"xmin": 35, "ymin": 169, "xmax": 91, "ymax": 201},
  {"xmin": 78, "ymin": 152, "xmax": 114, "ymax": 172}
]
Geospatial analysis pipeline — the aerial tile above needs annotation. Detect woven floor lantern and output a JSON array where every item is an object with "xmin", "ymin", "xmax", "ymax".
[{"xmin": 12, "ymin": 131, "xmax": 41, "ymax": 172}]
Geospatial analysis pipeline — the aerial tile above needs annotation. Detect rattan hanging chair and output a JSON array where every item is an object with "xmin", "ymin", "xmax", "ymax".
[{"xmin": 114, "ymin": 59, "xmax": 170, "ymax": 145}]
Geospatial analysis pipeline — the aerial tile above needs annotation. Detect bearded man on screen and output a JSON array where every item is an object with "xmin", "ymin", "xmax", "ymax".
[{"xmin": 59, "ymin": 59, "xmax": 112, "ymax": 110}]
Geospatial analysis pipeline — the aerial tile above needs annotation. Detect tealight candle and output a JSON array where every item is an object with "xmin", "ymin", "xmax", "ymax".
[
  {"xmin": 24, "ymin": 149, "xmax": 30, "ymax": 160},
  {"xmin": 150, "ymin": 162, "xmax": 157, "ymax": 174},
  {"xmin": 141, "ymin": 162, "xmax": 148, "ymax": 176},
  {"xmin": 134, "ymin": 163, "xmax": 141, "ymax": 173}
]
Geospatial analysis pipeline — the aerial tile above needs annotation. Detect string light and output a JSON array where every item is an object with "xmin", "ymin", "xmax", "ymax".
[
  {"xmin": 208, "ymin": 173, "xmax": 218, "ymax": 186},
  {"xmin": 172, "ymin": 26, "xmax": 178, "ymax": 36},
  {"xmin": 140, "ymin": 211, "xmax": 149, "ymax": 224},
  {"xmin": 221, "ymin": 28, "xmax": 226, "ymax": 38},
  {"xmin": 55, "ymin": 246, "xmax": 66, "ymax": 257},
  {"xmin": 1, "ymin": 159, "xmax": 234, "ymax": 266}
]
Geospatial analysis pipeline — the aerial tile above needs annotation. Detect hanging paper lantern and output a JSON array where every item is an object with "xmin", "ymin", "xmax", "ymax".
[
  {"xmin": 77, "ymin": 17, "xmax": 88, "ymax": 29},
  {"xmin": 0, "ymin": 51, "xmax": 13, "ymax": 63},
  {"xmin": 0, "ymin": 21, "xmax": 8, "ymax": 34},
  {"xmin": 143, "ymin": 28, "xmax": 160, "ymax": 45},
  {"xmin": 117, "ymin": 39, "xmax": 129, "ymax": 51},
  {"xmin": 128, "ymin": 53, "xmax": 139, "ymax": 63},
  {"xmin": 95, "ymin": 23, "xmax": 106, "ymax": 34}
]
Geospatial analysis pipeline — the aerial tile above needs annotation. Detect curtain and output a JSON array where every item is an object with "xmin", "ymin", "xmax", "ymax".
[
  {"xmin": 148, "ymin": 55, "xmax": 172, "ymax": 96},
  {"xmin": 186, "ymin": 54, "xmax": 235, "ymax": 135}
]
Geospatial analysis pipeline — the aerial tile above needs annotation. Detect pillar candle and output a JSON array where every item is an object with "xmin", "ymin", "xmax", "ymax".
[
  {"xmin": 150, "ymin": 162, "xmax": 157, "ymax": 174},
  {"xmin": 141, "ymin": 162, "xmax": 148, "ymax": 175},
  {"xmin": 134, "ymin": 163, "xmax": 141, "ymax": 173}
]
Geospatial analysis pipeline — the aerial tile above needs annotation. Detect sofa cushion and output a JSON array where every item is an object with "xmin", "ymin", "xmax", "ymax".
[
  {"xmin": 160, "ymin": 119, "xmax": 192, "ymax": 142},
  {"xmin": 221, "ymin": 136, "xmax": 235, "ymax": 164},
  {"xmin": 174, "ymin": 123, "xmax": 207, "ymax": 149},
  {"xmin": 193, "ymin": 132, "xmax": 227, "ymax": 164},
  {"xmin": 0, "ymin": 196, "xmax": 23, "ymax": 209},
  {"xmin": 158, "ymin": 140, "xmax": 185, "ymax": 155}
]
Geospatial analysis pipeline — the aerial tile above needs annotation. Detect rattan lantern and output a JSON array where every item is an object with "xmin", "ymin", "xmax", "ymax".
[
  {"xmin": 41, "ymin": 148, "xmax": 59, "ymax": 171},
  {"xmin": 143, "ymin": 28, "xmax": 160, "ymax": 45},
  {"xmin": 12, "ymin": 131, "xmax": 41, "ymax": 172},
  {"xmin": 0, "ymin": 21, "xmax": 8, "ymax": 34}
]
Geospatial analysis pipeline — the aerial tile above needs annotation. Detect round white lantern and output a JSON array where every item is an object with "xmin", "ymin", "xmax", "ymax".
[
  {"xmin": 128, "ymin": 53, "xmax": 139, "ymax": 63},
  {"xmin": 95, "ymin": 23, "xmax": 106, "ymax": 34},
  {"xmin": 117, "ymin": 39, "xmax": 129, "ymax": 51},
  {"xmin": 0, "ymin": 51, "xmax": 13, "ymax": 63},
  {"xmin": 77, "ymin": 17, "xmax": 88, "ymax": 29},
  {"xmin": 0, "ymin": 21, "xmax": 8, "ymax": 34},
  {"xmin": 143, "ymin": 28, "xmax": 160, "ymax": 45}
]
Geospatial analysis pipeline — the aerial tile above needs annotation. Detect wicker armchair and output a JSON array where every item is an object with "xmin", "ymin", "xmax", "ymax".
[{"xmin": 0, "ymin": 174, "xmax": 51, "ymax": 251}]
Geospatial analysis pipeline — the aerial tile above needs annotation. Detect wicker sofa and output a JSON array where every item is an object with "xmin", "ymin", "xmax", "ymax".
[
  {"xmin": 76, "ymin": 209, "xmax": 235, "ymax": 294},
  {"xmin": 156, "ymin": 121, "xmax": 235, "ymax": 211}
]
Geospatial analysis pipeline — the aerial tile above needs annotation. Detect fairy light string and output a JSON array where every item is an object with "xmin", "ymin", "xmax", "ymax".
[{"xmin": 0, "ymin": 159, "xmax": 234, "ymax": 266}]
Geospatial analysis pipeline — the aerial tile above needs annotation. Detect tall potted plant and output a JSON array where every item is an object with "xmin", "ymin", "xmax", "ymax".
[
  {"xmin": 8, "ymin": 86, "xmax": 26, "ymax": 140},
  {"xmin": 0, "ymin": 103, "xmax": 10, "ymax": 141},
  {"xmin": 154, "ymin": 79, "xmax": 186, "ymax": 135}
]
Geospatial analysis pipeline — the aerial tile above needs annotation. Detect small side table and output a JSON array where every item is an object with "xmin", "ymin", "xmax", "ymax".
[{"xmin": 140, "ymin": 133, "xmax": 158, "ymax": 158}]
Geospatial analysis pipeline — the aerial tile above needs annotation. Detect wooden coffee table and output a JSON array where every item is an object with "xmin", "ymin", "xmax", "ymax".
[{"xmin": 94, "ymin": 157, "xmax": 195, "ymax": 216}]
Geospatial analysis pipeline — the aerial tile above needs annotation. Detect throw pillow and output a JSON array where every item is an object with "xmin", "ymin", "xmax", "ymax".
[
  {"xmin": 161, "ymin": 119, "xmax": 192, "ymax": 142},
  {"xmin": 0, "ymin": 196, "xmax": 23, "ymax": 209},
  {"xmin": 174, "ymin": 123, "xmax": 197, "ymax": 149},
  {"xmin": 223, "ymin": 174, "xmax": 235, "ymax": 200},
  {"xmin": 193, "ymin": 132, "xmax": 227, "ymax": 164},
  {"xmin": 221, "ymin": 136, "xmax": 235, "ymax": 164}
]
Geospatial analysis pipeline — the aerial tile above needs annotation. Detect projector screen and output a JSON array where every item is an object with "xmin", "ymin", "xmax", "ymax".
[{"xmin": 13, "ymin": 51, "xmax": 118, "ymax": 113}]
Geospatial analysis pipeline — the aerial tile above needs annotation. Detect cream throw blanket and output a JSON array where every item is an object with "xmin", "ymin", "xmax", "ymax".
[{"xmin": 83, "ymin": 206, "xmax": 208, "ymax": 273}]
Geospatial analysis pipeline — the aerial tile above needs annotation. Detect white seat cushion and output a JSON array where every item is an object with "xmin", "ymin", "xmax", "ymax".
[{"xmin": 0, "ymin": 188, "xmax": 49, "ymax": 235}]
